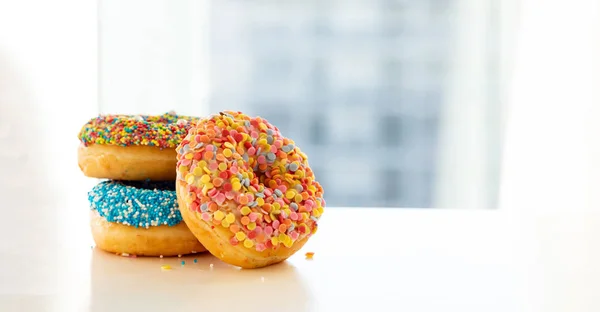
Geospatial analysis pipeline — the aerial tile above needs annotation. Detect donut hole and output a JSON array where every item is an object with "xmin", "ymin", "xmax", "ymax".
[
  {"xmin": 135, "ymin": 112, "xmax": 190, "ymax": 126},
  {"xmin": 235, "ymin": 148, "xmax": 313, "ymax": 213}
]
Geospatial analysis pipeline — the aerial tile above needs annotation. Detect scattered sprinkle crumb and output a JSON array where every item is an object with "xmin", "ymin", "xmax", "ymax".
[
  {"xmin": 178, "ymin": 254, "xmax": 182, "ymax": 258},
  {"xmin": 305, "ymin": 252, "xmax": 315, "ymax": 260},
  {"xmin": 161, "ymin": 265, "xmax": 172, "ymax": 271},
  {"xmin": 181, "ymin": 260, "xmax": 185, "ymax": 265},
  {"xmin": 210, "ymin": 263, "xmax": 214, "ymax": 269},
  {"xmin": 193, "ymin": 259, "xmax": 198, "ymax": 263},
  {"xmin": 159, "ymin": 255, "xmax": 163, "ymax": 258}
]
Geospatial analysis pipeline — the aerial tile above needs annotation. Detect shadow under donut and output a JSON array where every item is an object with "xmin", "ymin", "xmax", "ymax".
[{"xmin": 89, "ymin": 248, "xmax": 311, "ymax": 312}]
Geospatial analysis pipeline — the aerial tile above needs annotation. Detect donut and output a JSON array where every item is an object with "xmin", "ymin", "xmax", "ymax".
[
  {"xmin": 78, "ymin": 112, "xmax": 199, "ymax": 181},
  {"xmin": 88, "ymin": 180, "xmax": 205, "ymax": 257},
  {"xmin": 175, "ymin": 111, "xmax": 325, "ymax": 268}
]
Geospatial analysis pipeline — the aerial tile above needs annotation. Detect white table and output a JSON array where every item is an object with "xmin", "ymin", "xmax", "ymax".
[
  {"xmin": 0, "ymin": 116, "xmax": 599, "ymax": 312},
  {"xmin": 2, "ymin": 176, "xmax": 600, "ymax": 312}
]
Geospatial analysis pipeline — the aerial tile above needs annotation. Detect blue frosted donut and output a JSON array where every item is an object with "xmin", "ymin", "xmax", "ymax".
[{"xmin": 88, "ymin": 180, "xmax": 183, "ymax": 228}]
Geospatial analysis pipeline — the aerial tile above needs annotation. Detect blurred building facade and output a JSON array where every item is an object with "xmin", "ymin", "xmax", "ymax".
[{"xmin": 207, "ymin": 0, "xmax": 454, "ymax": 208}]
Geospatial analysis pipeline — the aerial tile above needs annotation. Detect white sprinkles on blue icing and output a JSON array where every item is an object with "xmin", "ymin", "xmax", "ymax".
[{"xmin": 88, "ymin": 180, "xmax": 182, "ymax": 228}]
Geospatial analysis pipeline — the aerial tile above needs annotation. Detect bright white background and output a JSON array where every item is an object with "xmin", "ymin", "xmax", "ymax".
[
  {"xmin": 499, "ymin": 0, "xmax": 600, "ymax": 213},
  {"xmin": 0, "ymin": 0, "xmax": 599, "ymax": 212}
]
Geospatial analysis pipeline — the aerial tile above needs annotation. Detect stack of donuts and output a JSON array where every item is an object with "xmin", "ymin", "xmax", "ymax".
[
  {"xmin": 78, "ymin": 110, "xmax": 325, "ymax": 268},
  {"xmin": 78, "ymin": 112, "xmax": 206, "ymax": 257}
]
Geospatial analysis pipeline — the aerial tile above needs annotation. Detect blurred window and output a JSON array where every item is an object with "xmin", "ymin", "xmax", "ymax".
[{"xmin": 99, "ymin": 0, "xmax": 504, "ymax": 208}]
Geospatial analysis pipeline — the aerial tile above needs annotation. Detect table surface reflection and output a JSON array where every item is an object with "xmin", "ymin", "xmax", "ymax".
[{"xmin": 2, "ymin": 198, "xmax": 600, "ymax": 312}]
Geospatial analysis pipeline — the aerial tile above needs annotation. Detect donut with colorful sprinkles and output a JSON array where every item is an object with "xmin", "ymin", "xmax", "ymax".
[
  {"xmin": 175, "ymin": 111, "xmax": 325, "ymax": 268},
  {"xmin": 78, "ymin": 112, "xmax": 200, "ymax": 181},
  {"xmin": 89, "ymin": 180, "xmax": 205, "ymax": 257}
]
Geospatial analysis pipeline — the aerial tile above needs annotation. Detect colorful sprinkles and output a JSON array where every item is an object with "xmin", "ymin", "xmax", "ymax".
[
  {"xmin": 176, "ymin": 111, "xmax": 325, "ymax": 252},
  {"xmin": 78, "ymin": 112, "xmax": 200, "ymax": 149},
  {"xmin": 305, "ymin": 252, "xmax": 315, "ymax": 260},
  {"xmin": 88, "ymin": 180, "xmax": 182, "ymax": 228}
]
